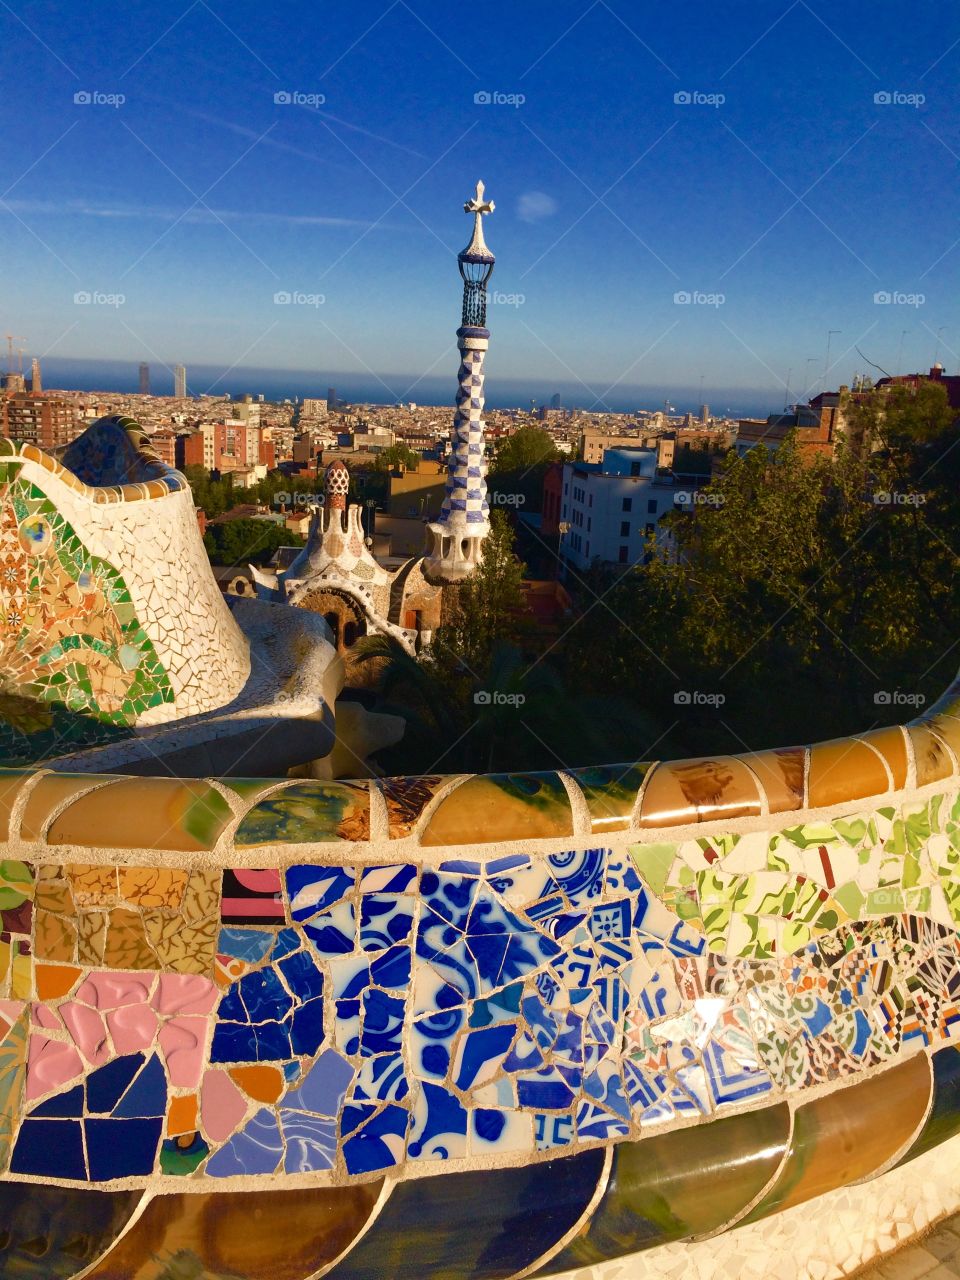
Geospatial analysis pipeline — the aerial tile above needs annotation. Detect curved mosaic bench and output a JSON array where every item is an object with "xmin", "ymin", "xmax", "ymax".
[{"xmin": 0, "ymin": 671, "xmax": 958, "ymax": 1278}]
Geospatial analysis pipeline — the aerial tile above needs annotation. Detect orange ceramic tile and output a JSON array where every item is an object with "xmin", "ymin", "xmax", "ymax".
[
  {"xmin": 167, "ymin": 1094, "xmax": 199, "ymax": 1137},
  {"xmin": 34, "ymin": 963, "xmax": 81, "ymax": 1001},
  {"xmin": 66, "ymin": 864, "xmax": 119, "ymax": 906},
  {"xmin": 637, "ymin": 757, "xmax": 763, "ymax": 828},
  {"xmin": 19, "ymin": 774, "xmax": 105, "ymax": 842},
  {"xmin": 47, "ymin": 778, "xmax": 233, "ymax": 852},
  {"xmin": 909, "ymin": 723, "xmax": 956, "ymax": 786},
  {"xmin": 856, "ymin": 726, "xmax": 909, "ymax": 790},
  {"xmin": 807, "ymin": 736, "xmax": 890, "ymax": 809},
  {"xmin": 103, "ymin": 908, "xmax": 160, "ymax": 971},
  {"xmin": 229, "ymin": 1065, "xmax": 284, "ymax": 1104},
  {"xmin": 421, "ymin": 773, "xmax": 574, "ymax": 846},
  {"xmin": 738, "ymin": 747, "xmax": 806, "ymax": 813},
  {"xmin": 0, "ymin": 771, "xmax": 31, "ymax": 842}
]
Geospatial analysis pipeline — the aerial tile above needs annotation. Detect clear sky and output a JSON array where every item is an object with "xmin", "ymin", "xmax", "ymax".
[{"xmin": 0, "ymin": 0, "xmax": 957, "ymax": 411}]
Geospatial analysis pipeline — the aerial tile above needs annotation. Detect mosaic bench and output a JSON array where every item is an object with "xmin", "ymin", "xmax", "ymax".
[
  {"xmin": 0, "ymin": 682, "xmax": 958, "ymax": 1278},
  {"xmin": 2, "ymin": 421, "xmax": 960, "ymax": 1279}
]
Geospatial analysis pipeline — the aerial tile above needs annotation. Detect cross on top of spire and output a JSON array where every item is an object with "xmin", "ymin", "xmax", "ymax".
[{"xmin": 460, "ymin": 179, "xmax": 495, "ymax": 264}]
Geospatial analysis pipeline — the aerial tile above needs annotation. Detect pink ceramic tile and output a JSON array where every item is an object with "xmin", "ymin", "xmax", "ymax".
[
  {"xmin": 0, "ymin": 999, "xmax": 26, "ymax": 1024},
  {"xmin": 75, "ymin": 972, "xmax": 155, "ymax": 1011},
  {"xmin": 26, "ymin": 1034, "xmax": 83, "ymax": 1102},
  {"xmin": 152, "ymin": 973, "xmax": 218, "ymax": 1016},
  {"xmin": 201, "ymin": 1067, "xmax": 248, "ymax": 1142},
  {"xmin": 160, "ymin": 1015, "xmax": 207, "ymax": 1088},
  {"xmin": 107, "ymin": 1002, "xmax": 159, "ymax": 1055},
  {"xmin": 60, "ymin": 1001, "xmax": 111, "ymax": 1065},
  {"xmin": 31, "ymin": 1004, "xmax": 62, "ymax": 1031}
]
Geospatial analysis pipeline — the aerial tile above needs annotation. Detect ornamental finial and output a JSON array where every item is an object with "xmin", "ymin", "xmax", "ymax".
[{"xmin": 460, "ymin": 179, "xmax": 495, "ymax": 264}]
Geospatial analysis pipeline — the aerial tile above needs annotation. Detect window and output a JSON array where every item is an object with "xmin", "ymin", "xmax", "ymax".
[
  {"xmin": 622, "ymin": 497, "xmax": 632, "ymax": 512},
  {"xmin": 587, "ymin": 517, "xmax": 591, "ymax": 532},
  {"xmin": 647, "ymin": 499, "xmax": 657, "ymax": 514},
  {"xmin": 645, "ymin": 523, "xmax": 655, "ymax": 537},
  {"xmin": 588, "ymin": 494, "xmax": 593, "ymax": 508},
  {"xmin": 564, "ymin": 482, "xmax": 568, "ymax": 495},
  {"xmin": 620, "ymin": 520, "xmax": 630, "ymax": 537},
  {"xmin": 618, "ymin": 545, "xmax": 629, "ymax": 563},
  {"xmin": 630, "ymin": 462, "xmax": 641, "ymax": 477},
  {"xmin": 585, "ymin": 541, "xmax": 590, "ymax": 557}
]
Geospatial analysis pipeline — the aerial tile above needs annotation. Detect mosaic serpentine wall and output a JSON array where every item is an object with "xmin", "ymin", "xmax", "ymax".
[
  {"xmin": 0, "ymin": 427, "xmax": 251, "ymax": 763},
  {"xmin": 0, "ymin": 682, "xmax": 957, "ymax": 1276}
]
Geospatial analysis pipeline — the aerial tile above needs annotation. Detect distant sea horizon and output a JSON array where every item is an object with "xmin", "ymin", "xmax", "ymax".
[{"xmin": 35, "ymin": 356, "xmax": 790, "ymax": 420}]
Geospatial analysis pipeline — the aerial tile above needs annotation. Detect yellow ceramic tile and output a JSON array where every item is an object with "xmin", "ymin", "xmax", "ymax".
[
  {"xmin": 807, "ymin": 736, "xmax": 890, "ymax": 809},
  {"xmin": 638, "ymin": 757, "xmax": 763, "ymax": 828},
  {"xmin": 922, "ymin": 713, "xmax": 960, "ymax": 762},
  {"xmin": 103, "ymin": 907, "xmax": 160, "ymax": 971},
  {"xmin": 33, "ymin": 910, "xmax": 78, "ymax": 963},
  {"xmin": 76, "ymin": 910, "xmax": 108, "ymax": 966},
  {"xmin": 0, "ymin": 771, "xmax": 31, "ymax": 842},
  {"xmin": 66, "ymin": 864, "xmax": 119, "ymax": 906}
]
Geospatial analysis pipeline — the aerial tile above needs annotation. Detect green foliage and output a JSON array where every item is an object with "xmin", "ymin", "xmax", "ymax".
[
  {"xmin": 373, "ymin": 444, "xmax": 421, "ymax": 472},
  {"xmin": 489, "ymin": 426, "xmax": 561, "ymax": 512},
  {"xmin": 203, "ymin": 519, "xmax": 303, "ymax": 568},
  {"xmin": 566, "ymin": 382, "xmax": 960, "ymax": 755}
]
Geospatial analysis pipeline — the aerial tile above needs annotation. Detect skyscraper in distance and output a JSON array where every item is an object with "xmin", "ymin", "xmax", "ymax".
[
  {"xmin": 174, "ymin": 364, "xmax": 186, "ymax": 398},
  {"xmin": 139, "ymin": 363, "xmax": 150, "ymax": 395},
  {"xmin": 30, "ymin": 357, "xmax": 41, "ymax": 394},
  {"xmin": 327, "ymin": 387, "xmax": 337, "ymax": 410}
]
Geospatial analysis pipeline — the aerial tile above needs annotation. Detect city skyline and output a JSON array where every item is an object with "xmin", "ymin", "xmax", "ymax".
[{"xmin": 1, "ymin": 0, "xmax": 957, "ymax": 406}]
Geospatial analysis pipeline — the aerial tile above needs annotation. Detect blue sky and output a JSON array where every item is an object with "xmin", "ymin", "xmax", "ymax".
[{"xmin": 0, "ymin": 0, "xmax": 957, "ymax": 410}]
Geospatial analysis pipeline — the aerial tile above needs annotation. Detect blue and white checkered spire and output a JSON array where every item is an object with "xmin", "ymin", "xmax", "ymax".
[{"xmin": 424, "ymin": 182, "xmax": 495, "ymax": 584}]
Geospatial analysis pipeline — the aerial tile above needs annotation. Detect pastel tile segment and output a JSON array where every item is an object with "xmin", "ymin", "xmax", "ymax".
[
  {"xmin": 857, "ymin": 726, "xmax": 909, "ymax": 790},
  {"xmin": 910, "ymin": 722, "xmax": 957, "ymax": 786},
  {"xmin": 638, "ymin": 756, "xmax": 763, "ymax": 827},
  {"xmin": 421, "ymin": 772, "xmax": 574, "ymax": 845}
]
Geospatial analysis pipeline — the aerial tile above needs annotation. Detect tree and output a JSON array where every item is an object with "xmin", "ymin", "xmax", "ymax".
[
  {"xmin": 488, "ymin": 426, "xmax": 561, "ymax": 512},
  {"xmin": 374, "ymin": 444, "xmax": 421, "ymax": 472},
  {"xmin": 203, "ymin": 519, "xmax": 303, "ymax": 568}
]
